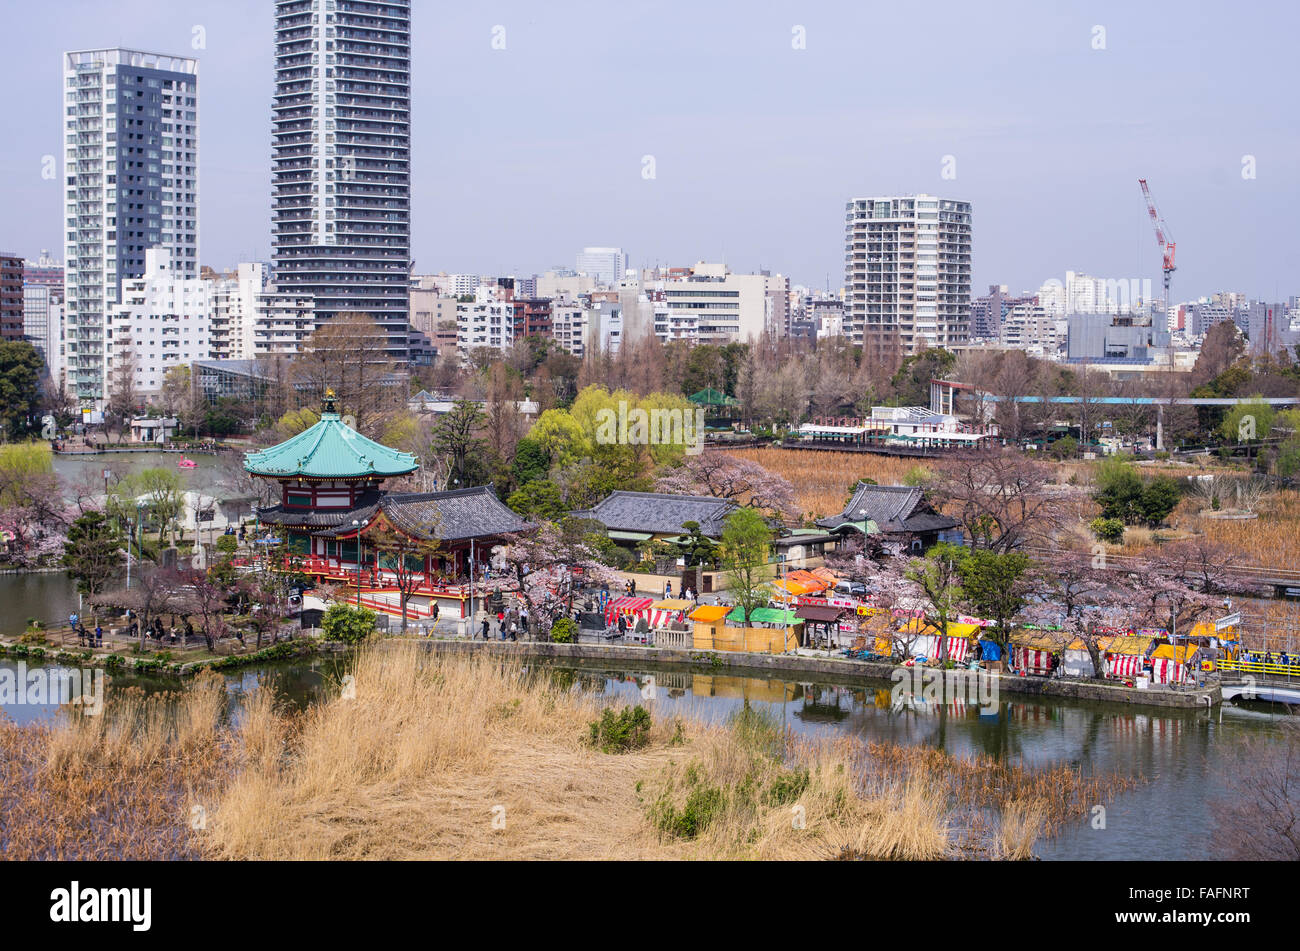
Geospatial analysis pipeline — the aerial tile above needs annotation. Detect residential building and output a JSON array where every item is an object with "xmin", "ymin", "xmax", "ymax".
[
  {"xmin": 409, "ymin": 284, "xmax": 457, "ymax": 358},
  {"xmin": 550, "ymin": 300, "xmax": 587, "ymax": 357},
  {"xmin": 252, "ymin": 288, "xmax": 317, "ymax": 355},
  {"xmin": 23, "ymin": 252, "xmax": 65, "ymax": 300},
  {"xmin": 1, "ymin": 253, "xmax": 23, "ymax": 341},
  {"xmin": 63, "ymin": 48, "xmax": 200, "ymax": 405},
  {"xmin": 104, "ymin": 248, "xmax": 211, "ymax": 399},
  {"xmin": 271, "ymin": 0, "xmax": 412, "ymax": 361},
  {"xmin": 656, "ymin": 262, "xmax": 769, "ymax": 344},
  {"xmin": 844, "ymin": 194, "xmax": 972, "ymax": 355},
  {"xmin": 210, "ymin": 263, "xmax": 268, "ymax": 360}
]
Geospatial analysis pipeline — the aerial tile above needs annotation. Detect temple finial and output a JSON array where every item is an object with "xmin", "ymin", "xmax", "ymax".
[{"xmin": 323, "ymin": 388, "xmax": 338, "ymax": 415}]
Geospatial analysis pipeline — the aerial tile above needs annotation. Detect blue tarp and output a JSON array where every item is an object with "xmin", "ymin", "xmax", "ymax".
[{"xmin": 981, "ymin": 640, "xmax": 1002, "ymax": 662}]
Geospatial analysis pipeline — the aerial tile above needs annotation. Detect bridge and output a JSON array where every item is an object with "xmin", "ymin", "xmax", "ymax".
[
  {"xmin": 1218, "ymin": 658, "xmax": 1300, "ymax": 704},
  {"xmin": 929, "ymin": 379, "xmax": 1300, "ymax": 450}
]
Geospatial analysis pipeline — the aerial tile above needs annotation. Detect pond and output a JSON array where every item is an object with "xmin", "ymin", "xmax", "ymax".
[{"xmin": 0, "ymin": 650, "xmax": 1286, "ymax": 860}]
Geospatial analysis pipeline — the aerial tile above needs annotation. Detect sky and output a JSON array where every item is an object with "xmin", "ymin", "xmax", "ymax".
[{"xmin": 1, "ymin": 0, "xmax": 1297, "ymax": 301}]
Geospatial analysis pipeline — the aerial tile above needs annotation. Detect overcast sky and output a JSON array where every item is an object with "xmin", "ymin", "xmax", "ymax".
[{"xmin": 2, "ymin": 0, "xmax": 1296, "ymax": 300}]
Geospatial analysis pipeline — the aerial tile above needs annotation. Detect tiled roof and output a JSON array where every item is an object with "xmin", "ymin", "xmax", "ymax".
[
  {"xmin": 265, "ymin": 486, "xmax": 531, "ymax": 542},
  {"xmin": 815, "ymin": 483, "xmax": 960, "ymax": 535},
  {"xmin": 585, "ymin": 491, "xmax": 738, "ymax": 538},
  {"xmin": 244, "ymin": 413, "xmax": 418, "ymax": 479}
]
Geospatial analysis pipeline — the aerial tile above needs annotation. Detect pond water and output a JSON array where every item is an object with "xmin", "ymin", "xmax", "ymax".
[{"xmin": 0, "ymin": 650, "xmax": 1286, "ymax": 860}]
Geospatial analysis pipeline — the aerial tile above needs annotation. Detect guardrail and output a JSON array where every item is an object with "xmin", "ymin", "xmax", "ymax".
[
  {"xmin": 1217, "ymin": 658, "xmax": 1300, "ymax": 679},
  {"xmin": 650, "ymin": 628, "xmax": 692, "ymax": 649}
]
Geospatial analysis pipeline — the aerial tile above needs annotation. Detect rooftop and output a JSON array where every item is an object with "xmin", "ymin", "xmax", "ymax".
[{"xmin": 244, "ymin": 412, "xmax": 418, "ymax": 480}]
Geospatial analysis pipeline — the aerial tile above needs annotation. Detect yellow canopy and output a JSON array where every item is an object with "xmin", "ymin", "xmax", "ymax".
[
  {"xmin": 1151, "ymin": 643, "xmax": 1198, "ymax": 664},
  {"xmin": 651, "ymin": 599, "xmax": 693, "ymax": 611},
  {"xmin": 1098, "ymin": 635, "xmax": 1154, "ymax": 656},
  {"xmin": 689, "ymin": 605, "xmax": 732, "ymax": 623}
]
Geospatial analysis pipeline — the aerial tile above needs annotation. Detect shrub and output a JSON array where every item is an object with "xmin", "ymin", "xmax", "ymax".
[
  {"xmin": 587, "ymin": 705, "xmax": 652, "ymax": 753},
  {"xmin": 649, "ymin": 763, "xmax": 727, "ymax": 840},
  {"xmin": 321, "ymin": 603, "xmax": 377, "ymax": 645},
  {"xmin": 1090, "ymin": 517, "xmax": 1125, "ymax": 544},
  {"xmin": 550, "ymin": 617, "xmax": 579, "ymax": 644}
]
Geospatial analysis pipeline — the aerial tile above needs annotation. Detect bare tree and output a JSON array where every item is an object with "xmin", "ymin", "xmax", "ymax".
[
  {"xmin": 930, "ymin": 450, "xmax": 1065, "ymax": 553},
  {"xmin": 1213, "ymin": 722, "xmax": 1300, "ymax": 860}
]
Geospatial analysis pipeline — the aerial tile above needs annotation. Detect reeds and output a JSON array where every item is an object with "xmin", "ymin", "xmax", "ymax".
[{"xmin": 1, "ymin": 644, "xmax": 1142, "ymax": 860}]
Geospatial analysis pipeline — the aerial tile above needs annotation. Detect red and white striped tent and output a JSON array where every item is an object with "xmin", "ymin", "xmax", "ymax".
[
  {"xmin": 1015, "ymin": 646, "xmax": 1055, "ymax": 675},
  {"xmin": 605, "ymin": 596, "xmax": 654, "ymax": 626},
  {"xmin": 1100, "ymin": 635, "xmax": 1156, "ymax": 681},
  {"xmin": 646, "ymin": 599, "xmax": 693, "ymax": 628},
  {"xmin": 1105, "ymin": 653, "xmax": 1145, "ymax": 679}
]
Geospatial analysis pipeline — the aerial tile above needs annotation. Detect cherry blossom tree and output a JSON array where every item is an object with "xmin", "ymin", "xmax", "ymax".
[
  {"xmin": 929, "ymin": 450, "xmax": 1066, "ymax": 553},
  {"xmin": 655, "ymin": 452, "xmax": 799, "ymax": 521},
  {"xmin": 489, "ymin": 523, "xmax": 620, "ymax": 637}
]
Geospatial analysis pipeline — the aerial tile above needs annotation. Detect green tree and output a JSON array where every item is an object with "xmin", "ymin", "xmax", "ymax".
[
  {"xmin": 1220, "ymin": 397, "xmax": 1275, "ymax": 444},
  {"xmin": 718, "ymin": 508, "xmax": 772, "ymax": 624},
  {"xmin": 906, "ymin": 541, "xmax": 966, "ymax": 664},
  {"xmin": 0, "ymin": 342, "xmax": 44, "ymax": 438},
  {"xmin": 511, "ymin": 436, "xmax": 550, "ymax": 486},
  {"xmin": 958, "ymin": 549, "xmax": 1030, "ymax": 648},
  {"xmin": 61, "ymin": 512, "xmax": 124, "ymax": 616},
  {"xmin": 1137, "ymin": 476, "xmax": 1182, "ymax": 528},
  {"xmin": 506, "ymin": 479, "xmax": 567, "ymax": 522},
  {"xmin": 890, "ymin": 348, "xmax": 956, "ymax": 406},
  {"xmin": 1092, "ymin": 457, "xmax": 1146, "ymax": 524}
]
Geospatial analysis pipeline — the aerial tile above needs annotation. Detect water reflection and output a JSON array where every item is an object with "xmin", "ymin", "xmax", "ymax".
[{"xmin": 1, "ymin": 653, "xmax": 1288, "ymax": 860}]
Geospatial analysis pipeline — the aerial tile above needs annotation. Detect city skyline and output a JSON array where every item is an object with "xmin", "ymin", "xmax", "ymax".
[{"xmin": 0, "ymin": 0, "xmax": 1295, "ymax": 301}]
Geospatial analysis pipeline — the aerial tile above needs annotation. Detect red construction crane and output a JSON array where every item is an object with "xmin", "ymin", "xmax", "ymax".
[{"xmin": 1138, "ymin": 178, "xmax": 1176, "ymax": 314}]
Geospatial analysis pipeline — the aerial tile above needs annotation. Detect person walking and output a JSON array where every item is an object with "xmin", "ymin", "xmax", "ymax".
[
  {"xmin": 480, "ymin": 612, "xmax": 491, "ymax": 640},
  {"xmin": 664, "ymin": 580, "xmax": 672, "ymax": 600},
  {"xmin": 519, "ymin": 606, "xmax": 529, "ymax": 637}
]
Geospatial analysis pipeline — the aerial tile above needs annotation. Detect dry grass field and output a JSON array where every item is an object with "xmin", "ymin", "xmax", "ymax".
[
  {"xmin": 0, "ymin": 643, "xmax": 1136, "ymax": 860},
  {"xmin": 729, "ymin": 448, "xmax": 931, "ymax": 521}
]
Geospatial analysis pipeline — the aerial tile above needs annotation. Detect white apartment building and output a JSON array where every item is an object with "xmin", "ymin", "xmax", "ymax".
[
  {"xmin": 63, "ymin": 48, "xmax": 199, "ymax": 406},
  {"xmin": 551, "ymin": 300, "xmax": 587, "ymax": 357},
  {"xmin": 104, "ymin": 249, "xmax": 210, "ymax": 399},
  {"xmin": 656, "ymin": 263, "xmax": 769, "ymax": 343},
  {"xmin": 844, "ymin": 194, "xmax": 971, "ymax": 355},
  {"xmin": 456, "ymin": 287, "xmax": 519, "ymax": 355},
  {"xmin": 1000, "ymin": 301, "xmax": 1066, "ymax": 356},
  {"xmin": 210, "ymin": 263, "xmax": 267, "ymax": 360},
  {"xmin": 575, "ymin": 247, "xmax": 627, "ymax": 286},
  {"xmin": 252, "ymin": 289, "xmax": 316, "ymax": 355}
]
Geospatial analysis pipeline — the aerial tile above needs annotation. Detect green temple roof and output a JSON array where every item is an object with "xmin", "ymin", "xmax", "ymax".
[{"xmin": 244, "ymin": 412, "xmax": 419, "ymax": 480}]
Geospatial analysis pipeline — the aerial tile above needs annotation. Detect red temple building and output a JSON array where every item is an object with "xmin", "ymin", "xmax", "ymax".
[{"xmin": 244, "ymin": 392, "xmax": 529, "ymax": 618}]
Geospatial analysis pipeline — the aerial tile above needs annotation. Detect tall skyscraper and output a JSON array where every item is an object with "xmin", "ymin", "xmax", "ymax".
[
  {"xmin": 63, "ymin": 49, "xmax": 200, "ymax": 405},
  {"xmin": 844, "ymin": 194, "xmax": 971, "ymax": 357},
  {"xmin": 575, "ymin": 247, "xmax": 628, "ymax": 286},
  {"xmin": 271, "ymin": 0, "xmax": 411, "ymax": 361}
]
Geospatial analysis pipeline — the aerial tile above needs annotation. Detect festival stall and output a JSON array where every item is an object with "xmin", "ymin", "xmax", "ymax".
[
  {"xmin": 787, "ymin": 569, "xmax": 831, "ymax": 593},
  {"xmin": 604, "ymin": 595, "xmax": 654, "ymax": 627},
  {"xmin": 1100, "ymin": 635, "xmax": 1156, "ymax": 680},
  {"xmin": 1148, "ymin": 643, "xmax": 1198, "ymax": 684},
  {"xmin": 899, "ymin": 619, "xmax": 979, "ymax": 663},
  {"xmin": 646, "ymin": 598, "xmax": 693, "ymax": 629}
]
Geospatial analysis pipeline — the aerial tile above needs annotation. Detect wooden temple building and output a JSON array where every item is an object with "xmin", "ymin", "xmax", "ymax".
[{"xmin": 245, "ymin": 392, "xmax": 530, "ymax": 619}]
